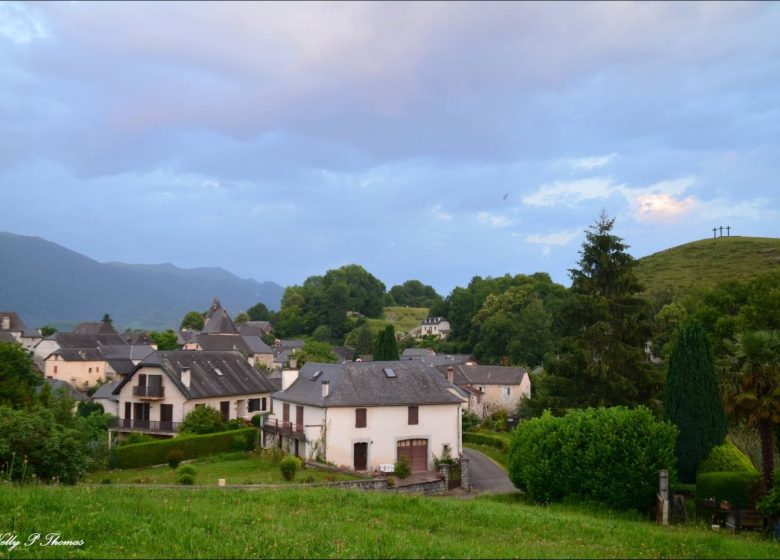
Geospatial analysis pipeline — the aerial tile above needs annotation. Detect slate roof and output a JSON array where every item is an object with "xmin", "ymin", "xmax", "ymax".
[
  {"xmin": 178, "ymin": 330, "xmax": 199, "ymax": 345},
  {"xmin": 238, "ymin": 321, "xmax": 272, "ymax": 337},
  {"xmin": 421, "ymin": 354, "xmax": 475, "ymax": 367},
  {"xmin": 122, "ymin": 331, "xmax": 154, "ymax": 345},
  {"xmin": 54, "ymin": 332, "xmax": 127, "ymax": 349},
  {"xmin": 422, "ymin": 317, "xmax": 448, "ymax": 326},
  {"xmin": 98, "ymin": 344, "xmax": 156, "ymax": 361},
  {"xmin": 92, "ymin": 381, "xmax": 120, "ymax": 402},
  {"xmin": 0, "ymin": 332, "xmax": 18, "ymax": 343},
  {"xmin": 202, "ymin": 308, "xmax": 239, "ymax": 335},
  {"xmin": 401, "ymin": 348, "xmax": 436, "ymax": 359},
  {"xmin": 196, "ymin": 333, "xmax": 250, "ymax": 354},
  {"xmin": 106, "ymin": 358, "xmax": 136, "ymax": 375},
  {"xmin": 114, "ymin": 351, "xmax": 276, "ymax": 399},
  {"xmin": 0, "ymin": 311, "xmax": 27, "ymax": 333},
  {"xmin": 435, "ymin": 364, "xmax": 528, "ymax": 386},
  {"xmin": 73, "ymin": 322, "xmax": 119, "ymax": 335},
  {"xmin": 205, "ymin": 297, "xmax": 223, "ymax": 319},
  {"xmin": 52, "ymin": 348, "xmax": 104, "ymax": 361},
  {"xmin": 241, "ymin": 335, "xmax": 273, "ymax": 354},
  {"xmin": 38, "ymin": 379, "xmax": 88, "ymax": 401},
  {"xmin": 274, "ymin": 361, "xmax": 465, "ymax": 408},
  {"xmin": 332, "ymin": 346, "xmax": 356, "ymax": 363}
]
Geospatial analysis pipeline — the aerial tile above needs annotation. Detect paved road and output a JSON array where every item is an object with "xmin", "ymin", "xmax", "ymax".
[{"xmin": 463, "ymin": 448, "xmax": 516, "ymax": 493}]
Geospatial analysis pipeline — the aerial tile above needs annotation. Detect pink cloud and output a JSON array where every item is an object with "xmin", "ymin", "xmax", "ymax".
[{"xmin": 633, "ymin": 193, "xmax": 696, "ymax": 222}]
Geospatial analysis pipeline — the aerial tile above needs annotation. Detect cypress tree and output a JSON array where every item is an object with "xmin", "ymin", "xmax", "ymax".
[
  {"xmin": 664, "ymin": 321, "xmax": 726, "ymax": 482},
  {"xmin": 374, "ymin": 325, "xmax": 399, "ymax": 361}
]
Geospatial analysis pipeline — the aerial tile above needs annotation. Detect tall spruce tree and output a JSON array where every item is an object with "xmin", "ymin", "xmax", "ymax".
[
  {"xmin": 374, "ymin": 325, "xmax": 399, "ymax": 361},
  {"xmin": 664, "ymin": 321, "xmax": 726, "ymax": 483},
  {"xmin": 538, "ymin": 213, "xmax": 657, "ymax": 412}
]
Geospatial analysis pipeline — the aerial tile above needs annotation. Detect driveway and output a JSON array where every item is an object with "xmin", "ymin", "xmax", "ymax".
[{"xmin": 463, "ymin": 448, "xmax": 516, "ymax": 493}]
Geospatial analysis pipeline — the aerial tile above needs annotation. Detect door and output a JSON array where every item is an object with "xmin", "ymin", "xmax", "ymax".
[
  {"xmin": 133, "ymin": 402, "xmax": 150, "ymax": 429},
  {"xmin": 220, "ymin": 401, "xmax": 230, "ymax": 421},
  {"xmin": 160, "ymin": 404, "xmax": 174, "ymax": 432},
  {"xmin": 397, "ymin": 439, "xmax": 428, "ymax": 472},
  {"xmin": 124, "ymin": 402, "xmax": 131, "ymax": 428},
  {"xmin": 353, "ymin": 442, "xmax": 368, "ymax": 471}
]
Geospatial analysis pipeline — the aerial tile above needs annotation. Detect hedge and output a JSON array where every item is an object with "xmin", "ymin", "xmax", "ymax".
[
  {"xmin": 697, "ymin": 441, "xmax": 758, "ymax": 476},
  {"xmin": 110, "ymin": 428, "xmax": 258, "ymax": 470},
  {"xmin": 508, "ymin": 407, "xmax": 678, "ymax": 511},
  {"xmin": 696, "ymin": 471, "xmax": 763, "ymax": 510},
  {"xmin": 463, "ymin": 432, "xmax": 509, "ymax": 453}
]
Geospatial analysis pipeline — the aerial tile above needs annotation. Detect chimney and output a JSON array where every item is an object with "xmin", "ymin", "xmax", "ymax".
[
  {"xmin": 288, "ymin": 354, "xmax": 298, "ymax": 370},
  {"xmin": 1, "ymin": 316, "xmax": 9, "ymax": 330},
  {"xmin": 281, "ymin": 369, "xmax": 299, "ymax": 391},
  {"xmin": 181, "ymin": 367, "xmax": 191, "ymax": 388},
  {"xmin": 321, "ymin": 380, "xmax": 330, "ymax": 398},
  {"xmin": 446, "ymin": 366, "xmax": 454, "ymax": 384}
]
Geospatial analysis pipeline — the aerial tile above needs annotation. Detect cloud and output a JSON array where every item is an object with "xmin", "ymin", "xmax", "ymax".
[
  {"xmin": 525, "ymin": 230, "xmax": 580, "ymax": 246},
  {"xmin": 633, "ymin": 193, "xmax": 696, "ymax": 222},
  {"xmin": 569, "ymin": 153, "xmax": 616, "ymax": 170},
  {"xmin": 476, "ymin": 211, "xmax": 512, "ymax": 228},
  {"xmin": 431, "ymin": 204, "xmax": 453, "ymax": 221},
  {"xmin": 521, "ymin": 177, "xmax": 619, "ymax": 207},
  {"xmin": 0, "ymin": 2, "xmax": 47, "ymax": 45}
]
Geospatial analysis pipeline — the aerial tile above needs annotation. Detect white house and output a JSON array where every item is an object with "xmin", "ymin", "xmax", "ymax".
[
  {"xmin": 109, "ymin": 350, "xmax": 275, "ymax": 439},
  {"xmin": 265, "ymin": 361, "xmax": 465, "ymax": 473},
  {"xmin": 409, "ymin": 317, "xmax": 451, "ymax": 340}
]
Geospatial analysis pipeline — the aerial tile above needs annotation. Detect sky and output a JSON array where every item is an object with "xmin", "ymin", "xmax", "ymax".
[{"xmin": 1, "ymin": 1, "xmax": 778, "ymax": 295}]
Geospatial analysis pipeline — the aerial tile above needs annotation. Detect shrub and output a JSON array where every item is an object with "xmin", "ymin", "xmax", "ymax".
[
  {"xmin": 386, "ymin": 477, "xmax": 396, "ymax": 487},
  {"xmin": 123, "ymin": 432, "xmax": 155, "ymax": 446},
  {"xmin": 698, "ymin": 441, "xmax": 758, "ymax": 475},
  {"xmin": 696, "ymin": 471, "xmax": 763, "ymax": 510},
  {"xmin": 462, "ymin": 411, "xmax": 480, "ymax": 433},
  {"xmin": 394, "ymin": 454, "xmax": 411, "ymax": 480},
  {"xmin": 178, "ymin": 407, "xmax": 228, "ymax": 435},
  {"xmin": 757, "ymin": 486, "xmax": 780, "ymax": 518},
  {"xmin": 257, "ymin": 446, "xmax": 286, "ymax": 464},
  {"xmin": 480, "ymin": 410, "xmax": 509, "ymax": 432},
  {"xmin": 110, "ymin": 428, "xmax": 258, "ymax": 469},
  {"xmin": 280, "ymin": 456, "xmax": 301, "ymax": 481},
  {"xmin": 508, "ymin": 407, "xmax": 677, "ymax": 511},
  {"xmin": 166, "ymin": 449, "xmax": 184, "ymax": 469},
  {"xmin": 177, "ymin": 473, "xmax": 195, "ymax": 485},
  {"xmin": 177, "ymin": 464, "xmax": 197, "ymax": 476},
  {"xmin": 463, "ymin": 432, "xmax": 509, "ymax": 453}
]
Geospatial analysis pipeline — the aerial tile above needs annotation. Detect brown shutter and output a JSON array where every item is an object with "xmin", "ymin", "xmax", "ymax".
[
  {"xmin": 355, "ymin": 408, "xmax": 367, "ymax": 428},
  {"xmin": 282, "ymin": 403, "xmax": 290, "ymax": 423},
  {"xmin": 296, "ymin": 405, "xmax": 304, "ymax": 428},
  {"xmin": 408, "ymin": 405, "xmax": 419, "ymax": 425}
]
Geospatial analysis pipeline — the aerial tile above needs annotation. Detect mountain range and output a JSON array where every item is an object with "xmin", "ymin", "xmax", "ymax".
[{"xmin": 0, "ymin": 231, "xmax": 284, "ymax": 331}]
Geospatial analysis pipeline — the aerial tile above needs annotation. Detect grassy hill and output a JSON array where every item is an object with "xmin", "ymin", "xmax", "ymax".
[
  {"xmin": 2, "ymin": 486, "xmax": 777, "ymax": 558},
  {"xmin": 635, "ymin": 236, "xmax": 780, "ymax": 301},
  {"xmin": 366, "ymin": 306, "xmax": 430, "ymax": 335}
]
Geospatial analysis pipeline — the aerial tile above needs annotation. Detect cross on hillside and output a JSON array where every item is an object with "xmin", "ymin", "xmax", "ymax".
[
  {"xmin": 726, "ymin": 225, "xmax": 731, "ymax": 237},
  {"xmin": 719, "ymin": 226, "xmax": 724, "ymax": 237},
  {"xmin": 712, "ymin": 227, "xmax": 717, "ymax": 238}
]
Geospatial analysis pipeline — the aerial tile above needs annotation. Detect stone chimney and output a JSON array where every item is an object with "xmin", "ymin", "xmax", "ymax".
[
  {"xmin": 446, "ymin": 366, "xmax": 454, "ymax": 384},
  {"xmin": 181, "ymin": 367, "xmax": 191, "ymax": 389},
  {"xmin": 281, "ymin": 369, "xmax": 299, "ymax": 391},
  {"xmin": 1, "ymin": 316, "xmax": 9, "ymax": 330},
  {"xmin": 322, "ymin": 380, "xmax": 330, "ymax": 398}
]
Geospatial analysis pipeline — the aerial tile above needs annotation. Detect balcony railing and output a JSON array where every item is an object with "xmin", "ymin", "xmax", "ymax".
[
  {"xmin": 110, "ymin": 418, "xmax": 180, "ymax": 433},
  {"xmin": 132, "ymin": 385, "xmax": 165, "ymax": 398},
  {"xmin": 262, "ymin": 417, "xmax": 305, "ymax": 437}
]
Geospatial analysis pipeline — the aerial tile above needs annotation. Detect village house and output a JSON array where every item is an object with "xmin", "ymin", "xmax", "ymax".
[
  {"xmin": 109, "ymin": 350, "xmax": 275, "ymax": 439},
  {"xmin": 409, "ymin": 317, "xmax": 451, "ymax": 340},
  {"xmin": 272, "ymin": 339, "xmax": 305, "ymax": 369},
  {"xmin": 92, "ymin": 380, "xmax": 120, "ymax": 416},
  {"xmin": 0, "ymin": 311, "xmax": 42, "ymax": 351},
  {"xmin": 265, "ymin": 361, "xmax": 465, "ymax": 472},
  {"xmin": 435, "ymin": 363, "xmax": 530, "ymax": 417}
]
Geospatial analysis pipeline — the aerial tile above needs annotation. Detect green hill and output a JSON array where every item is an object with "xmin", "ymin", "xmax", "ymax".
[
  {"xmin": 366, "ymin": 306, "xmax": 429, "ymax": 335},
  {"xmin": 635, "ymin": 236, "xmax": 780, "ymax": 301}
]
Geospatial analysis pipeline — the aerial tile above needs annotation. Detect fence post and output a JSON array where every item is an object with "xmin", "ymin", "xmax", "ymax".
[
  {"xmin": 658, "ymin": 469, "xmax": 669, "ymax": 526},
  {"xmin": 439, "ymin": 463, "xmax": 450, "ymax": 488}
]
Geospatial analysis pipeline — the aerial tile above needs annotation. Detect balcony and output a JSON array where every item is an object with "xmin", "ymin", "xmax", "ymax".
[
  {"xmin": 110, "ymin": 418, "xmax": 180, "ymax": 434},
  {"xmin": 262, "ymin": 417, "xmax": 305, "ymax": 440},
  {"xmin": 132, "ymin": 385, "xmax": 165, "ymax": 399}
]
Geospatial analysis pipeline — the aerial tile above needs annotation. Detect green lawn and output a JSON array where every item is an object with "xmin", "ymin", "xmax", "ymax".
[
  {"xmin": 366, "ymin": 306, "xmax": 429, "ymax": 336},
  {"xmin": 83, "ymin": 452, "xmax": 359, "ymax": 486},
  {"xmin": 1, "ymin": 485, "xmax": 777, "ymax": 558}
]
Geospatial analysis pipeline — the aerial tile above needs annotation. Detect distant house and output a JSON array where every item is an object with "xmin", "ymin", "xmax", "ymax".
[
  {"xmin": 0, "ymin": 311, "xmax": 41, "ymax": 350},
  {"xmin": 409, "ymin": 317, "xmax": 451, "ymax": 340},
  {"xmin": 272, "ymin": 339, "xmax": 305, "ymax": 369},
  {"xmin": 265, "ymin": 361, "xmax": 465, "ymax": 472},
  {"xmin": 92, "ymin": 380, "xmax": 121, "ymax": 416},
  {"xmin": 110, "ymin": 350, "xmax": 276, "ymax": 439},
  {"xmin": 238, "ymin": 321, "xmax": 273, "ymax": 338},
  {"xmin": 36, "ymin": 378, "xmax": 89, "ymax": 412},
  {"xmin": 436, "ymin": 364, "xmax": 530, "ymax": 417},
  {"xmin": 33, "ymin": 322, "xmax": 127, "ymax": 364}
]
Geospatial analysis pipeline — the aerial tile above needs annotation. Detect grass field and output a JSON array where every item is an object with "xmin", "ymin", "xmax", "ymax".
[
  {"xmin": 365, "ymin": 306, "xmax": 429, "ymax": 336},
  {"xmin": 1, "ymin": 485, "xmax": 777, "ymax": 558},
  {"xmin": 635, "ymin": 236, "xmax": 780, "ymax": 300},
  {"xmin": 83, "ymin": 452, "xmax": 358, "ymax": 486}
]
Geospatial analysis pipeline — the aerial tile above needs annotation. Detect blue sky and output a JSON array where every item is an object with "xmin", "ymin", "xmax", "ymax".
[{"xmin": 1, "ymin": 1, "xmax": 778, "ymax": 294}]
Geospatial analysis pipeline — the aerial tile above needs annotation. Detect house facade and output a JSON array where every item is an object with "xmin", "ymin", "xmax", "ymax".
[
  {"xmin": 109, "ymin": 350, "xmax": 275, "ymax": 439},
  {"xmin": 436, "ymin": 363, "xmax": 530, "ymax": 417},
  {"xmin": 265, "ymin": 361, "xmax": 464, "ymax": 472},
  {"xmin": 410, "ymin": 317, "xmax": 451, "ymax": 340}
]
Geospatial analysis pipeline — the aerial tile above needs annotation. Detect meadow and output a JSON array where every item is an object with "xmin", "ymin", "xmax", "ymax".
[{"xmin": 1, "ymin": 485, "xmax": 777, "ymax": 558}]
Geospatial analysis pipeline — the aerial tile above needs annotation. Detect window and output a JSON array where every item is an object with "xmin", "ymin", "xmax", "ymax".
[
  {"xmin": 261, "ymin": 397, "xmax": 267, "ymax": 411},
  {"xmin": 503, "ymin": 386, "xmax": 511, "ymax": 397},
  {"xmin": 96, "ymin": 367, "xmax": 100, "ymax": 373},
  {"xmin": 408, "ymin": 405, "xmax": 419, "ymax": 425},
  {"xmin": 88, "ymin": 368, "xmax": 92, "ymax": 373},
  {"xmin": 355, "ymin": 408, "xmax": 367, "ymax": 428},
  {"xmin": 478, "ymin": 386, "xmax": 485, "ymax": 393},
  {"xmin": 248, "ymin": 398, "xmax": 261, "ymax": 412},
  {"xmin": 53, "ymin": 365, "xmax": 58, "ymax": 374},
  {"xmin": 220, "ymin": 401, "xmax": 230, "ymax": 421}
]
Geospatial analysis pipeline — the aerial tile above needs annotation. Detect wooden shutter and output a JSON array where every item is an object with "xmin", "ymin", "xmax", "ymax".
[
  {"xmin": 296, "ymin": 405, "xmax": 304, "ymax": 428},
  {"xmin": 355, "ymin": 408, "xmax": 367, "ymax": 428},
  {"xmin": 408, "ymin": 405, "xmax": 419, "ymax": 425},
  {"xmin": 282, "ymin": 402, "xmax": 290, "ymax": 423}
]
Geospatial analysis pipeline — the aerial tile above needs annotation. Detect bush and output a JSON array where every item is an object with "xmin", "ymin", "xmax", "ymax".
[
  {"xmin": 166, "ymin": 449, "xmax": 184, "ymax": 469},
  {"xmin": 257, "ymin": 446, "xmax": 286, "ymax": 464},
  {"xmin": 177, "ymin": 464, "xmax": 197, "ymax": 476},
  {"xmin": 122, "ymin": 432, "xmax": 156, "ymax": 446},
  {"xmin": 280, "ymin": 456, "xmax": 302, "ymax": 481},
  {"xmin": 178, "ymin": 407, "xmax": 228, "ymax": 435},
  {"xmin": 461, "ymin": 411, "xmax": 480, "ymax": 433},
  {"xmin": 394, "ymin": 454, "xmax": 411, "ymax": 480},
  {"xmin": 480, "ymin": 410, "xmax": 509, "ymax": 432},
  {"xmin": 177, "ymin": 473, "xmax": 195, "ymax": 485},
  {"xmin": 463, "ymin": 432, "xmax": 509, "ymax": 453},
  {"xmin": 696, "ymin": 471, "xmax": 763, "ymax": 510},
  {"xmin": 508, "ymin": 407, "xmax": 677, "ymax": 511},
  {"xmin": 110, "ymin": 428, "xmax": 258, "ymax": 469},
  {"xmin": 698, "ymin": 441, "xmax": 758, "ymax": 475},
  {"xmin": 757, "ymin": 486, "xmax": 780, "ymax": 518}
]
